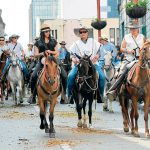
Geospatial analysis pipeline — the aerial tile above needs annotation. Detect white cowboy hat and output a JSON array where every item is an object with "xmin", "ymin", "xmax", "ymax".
[
  {"xmin": 74, "ymin": 26, "xmax": 92, "ymax": 37},
  {"xmin": 9, "ymin": 34, "xmax": 20, "ymax": 40},
  {"xmin": 125, "ymin": 21, "xmax": 143, "ymax": 29},
  {"xmin": 40, "ymin": 23, "xmax": 51, "ymax": 32}
]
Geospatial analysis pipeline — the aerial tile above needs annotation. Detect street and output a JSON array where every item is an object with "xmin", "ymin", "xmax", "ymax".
[{"xmin": 0, "ymin": 94, "xmax": 150, "ymax": 150}]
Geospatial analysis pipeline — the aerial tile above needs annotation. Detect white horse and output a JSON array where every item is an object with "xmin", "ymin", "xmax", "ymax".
[
  {"xmin": 103, "ymin": 51, "xmax": 116, "ymax": 112},
  {"xmin": 7, "ymin": 51, "xmax": 25, "ymax": 105}
]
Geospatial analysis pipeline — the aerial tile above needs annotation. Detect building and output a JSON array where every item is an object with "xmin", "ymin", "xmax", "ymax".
[
  {"xmin": 29, "ymin": 0, "xmax": 119, "ymax": 45},
  {"xmin": 0, "ymin": 9, "xmax": 5, "ymax": 36},
  {"xmin": 118, "ymin": 0, "xmax": 148, "ymax": 43},
  {"xmin": 29, "ymin": 0, "xmax": 62, "ymax": 42},
  {"xmin": 42, "ymin": 18, "xmax": 119, "ymax": 48}
]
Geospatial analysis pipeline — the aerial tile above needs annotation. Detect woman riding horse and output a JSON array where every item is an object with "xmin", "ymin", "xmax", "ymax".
[
  {"xmin": 28, "ymin": 24, "xmax": 67, "ymax": 104},
  {"xmin": 107, "ymin": 20, "xmax": 145, "ymax": 101}
]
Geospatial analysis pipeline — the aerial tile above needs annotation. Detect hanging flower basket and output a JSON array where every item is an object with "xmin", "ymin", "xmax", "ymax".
[
  {"xmin": 126, "ymin": 0, "xmax": 147, "ymax": 19},
  {"xmin": 91, "ymin": 20, "xmax": 107, "ymax": 30}
]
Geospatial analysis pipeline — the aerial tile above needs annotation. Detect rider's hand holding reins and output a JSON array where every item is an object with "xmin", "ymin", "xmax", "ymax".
[{"xmin": 44, "ymin": 49, "xmax": 59, "ymax": 59}]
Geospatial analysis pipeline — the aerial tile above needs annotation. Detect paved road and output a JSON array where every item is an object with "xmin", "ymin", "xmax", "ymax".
[{"xmin": 0, "ymin": 95, "xmax": 150, "ymax": 150}]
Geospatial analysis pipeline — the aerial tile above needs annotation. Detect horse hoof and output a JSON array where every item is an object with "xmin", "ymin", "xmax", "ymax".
[
  {"xmin": 0, "ymin": 101, "xmax": 4, "ymax": 104},
  {"xmin": 5, "ymin": 97, "xmax": 8, "ymax": 100},
  {"xmin": 45, "ymin": 127, "xmax": 49, "ymax": 133},
  {"xmin": 124, "ymin": 127, "xmax": 129, "ymax": 133},
  {"xmin": 103, "ymin": 107, "xmax": 109, "ymax": 112},
  {"xmin": 145, "ymin": 132, "xmax": 150, "ymax": 138},
  {"xmin": 49, "ymin": 132, "xmax": 55, "ymax": 138},
  {"xmin": 133, "ymin": 132, "xmax": 140, "ymax": 138},
  {"xmin": 83, "ymin": 123, "xmax": 87, "ymax": 128},
  {"xmin": 40, "ymin": 124, "xmax": 45, "ymax": 130},
  {"xmin": 89, "ymin": 124, "xmax": 93, "ymax": 129},
  {"xmin": 20, "ymin": 100, "xmax": 23, "ymax": 104},
  {"xmin": 77, "ymin": 121, "xmax": 82, "ymax": 128}
]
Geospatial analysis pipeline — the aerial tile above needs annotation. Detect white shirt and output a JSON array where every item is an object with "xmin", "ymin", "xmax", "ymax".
[
  {"xmin": 70, "ymin": 38, "xmax": 100, "ymax": 64},
  {"xmin": 25, "ymin": 49, "xmax": 34, "ymax": 58},
  {"xmin": 8, "ymin": 42, "xmax": 23, "ymax": 59},
  {"xmin": 124, "ymin": 33, "xmax": 144, "ymax": 61}
]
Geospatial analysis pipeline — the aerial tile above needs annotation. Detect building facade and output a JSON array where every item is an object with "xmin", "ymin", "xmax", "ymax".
[
  {"xmin": 0, "ymin": 9, "xmax": 5, "ymax": 36},
  {"xmin": 43, "ymin": 18, "xmax": 119, "ymax": 48},
  {"xmin": 29, "ymin": 0, "xmax": 62, "ymax": 41},
  {"xmin": 118, "ymin": 0, "xmax": 148, "ymax": 44}
]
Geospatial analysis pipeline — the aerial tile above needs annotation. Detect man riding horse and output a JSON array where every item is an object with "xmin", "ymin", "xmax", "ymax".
[
  {"xmin": 28, "ymin": 23, "xmax": 67, "ymax": 104},
  {"xmin": 0, "ymin": 34, "xmax": 29, "ymax": 82},
  {"xmin": 67, "ymin": 26, "xmax": 105, "ymax": 103},
  {"xmin": 107, "ymin": 20, "xmax": 146, "ymax": 101}
]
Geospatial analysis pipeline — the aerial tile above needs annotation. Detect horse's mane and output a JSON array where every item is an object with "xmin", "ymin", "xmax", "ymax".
[{"xmin": 0, "ymin": 52, "xmax": 7, "ymax": 61}]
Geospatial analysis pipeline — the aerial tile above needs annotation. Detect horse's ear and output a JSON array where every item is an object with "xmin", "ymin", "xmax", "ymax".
[
  {"xmin": 74, "ymin": 53, "xmax": 81, "ymax": 59},
  {"xmin": 88, "ymin": 54, "xmax": 92, "ymax": 59}
]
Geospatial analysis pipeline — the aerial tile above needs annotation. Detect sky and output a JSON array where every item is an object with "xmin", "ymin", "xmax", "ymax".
[{"xmin": 0, "ymin": 0, "xmax": 105, "ymax": 48}]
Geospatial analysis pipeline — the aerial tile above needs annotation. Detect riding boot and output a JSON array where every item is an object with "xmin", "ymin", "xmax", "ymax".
[{"xmin": 106, "ymin": 68, "xmax": 128, "ymax": 101}]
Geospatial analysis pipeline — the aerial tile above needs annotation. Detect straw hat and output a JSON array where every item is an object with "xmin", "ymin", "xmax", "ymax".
[
  {"xmin": 9, "ymin": 34, "xmax": 20, "ymax": 40},
  {"xmin": 40, "ymin": 23, "xmax": 51, "ymax": 32},
  {"xmin": 74, "ymin": 26, "xmax": 89, "ymax": 37},
  {"xmin": 59, "ymin": 41, "xmax": 67, "ymax": 45},
  {"xmin": 126, "ymin": 21, "xmax": 143, "ymax": 29},
  {"xmin": 27, "ymin": 42, "xmax": 34, "ymax": 46},
  {"xmin": 99, "ymin": 36, "xmax": 108, "ymax": 42}
]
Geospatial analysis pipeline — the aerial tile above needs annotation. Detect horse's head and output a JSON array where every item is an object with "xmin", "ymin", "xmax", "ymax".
[
  {"xmin": 9, "ymin": 51, "xmax": 19, "ymax": 67},
  {"xmin": 44, "ymin": 54, "xmax": 59, "ymax": 85},
  {"xmin": 104, "ymin": 51, "xmax": 113, "ymax": 70},
  {"xmin": 141, "ymin": 41, "xmax": 150, "ymax": 68},
  {"xmin": 76, "ymin": 54, "xmax": 91, "ymax": 83}
]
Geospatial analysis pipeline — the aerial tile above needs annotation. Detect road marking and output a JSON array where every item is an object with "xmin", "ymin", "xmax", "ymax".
[{"xmin": 60, "ymin": 144, "xmax": 72, "ymax": 150}]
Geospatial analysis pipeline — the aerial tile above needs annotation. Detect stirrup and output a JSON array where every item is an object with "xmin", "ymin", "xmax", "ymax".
[{"xmin": 106, "ymin": 91, "xmax": 116, "ymax": 101}]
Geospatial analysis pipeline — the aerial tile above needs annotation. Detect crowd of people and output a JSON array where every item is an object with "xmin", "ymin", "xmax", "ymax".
[{"xmin": 0, "ymin": 19, "xmax": 145, "ymax": 106}]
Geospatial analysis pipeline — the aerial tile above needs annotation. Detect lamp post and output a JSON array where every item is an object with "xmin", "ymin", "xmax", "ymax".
[{"xmin": 97, "ymin": 0, "xmax": 101, "ymax": 42}]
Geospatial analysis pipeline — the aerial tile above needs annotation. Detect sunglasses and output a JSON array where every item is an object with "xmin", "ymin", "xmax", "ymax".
[
  {"xmin": 79, "ymin": 31, "xmax": 87, "ymax": 34},
  {"xmin": 0, "ymin": 39, "xmax": 4, "ymax": 41},
  {"xmin": 12, "ymin": 37, "xmax": 17, "ymax": 39}
]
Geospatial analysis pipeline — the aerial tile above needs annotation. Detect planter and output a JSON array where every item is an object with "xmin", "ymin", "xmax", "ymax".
[
  {"xmin": 126, "ymin": 6, "xmax": 146, "ymax": 18},
  {"xmin": 91, "ymin": 21, "xmax": 107, "ymax": 30}
]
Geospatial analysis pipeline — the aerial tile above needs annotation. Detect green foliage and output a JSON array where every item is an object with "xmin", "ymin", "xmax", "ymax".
[{"xmin": 126, "ymin": 0, "xmax": 148, "ymax": 10}]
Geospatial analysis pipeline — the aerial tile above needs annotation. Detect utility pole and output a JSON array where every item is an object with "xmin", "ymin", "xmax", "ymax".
[{"xmin": 97, "ymin": 0, "xmax": 101, "ymax": 42}]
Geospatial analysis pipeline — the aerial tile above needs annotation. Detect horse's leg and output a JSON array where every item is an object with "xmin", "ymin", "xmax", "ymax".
[
  {"xmin": 144, "ymin": 96, "xmax": 150, "ymax": 137},
  {"xmin": 132, "ymin": 96, "xmax": 140, "ymax": 137},
  {"xmin": 10, "ymin": 82, "xmax": 16, "ymax": 104},
  {"xmin": 103, "ymin": 87, "xmax": 109, "ymax": 111},
  {"xmin": 19, "ymin": 82, "xmax": 23, "ymax": 104},
  {"xmin": 119, "ymin": 94, "xmax": 129, "ymax": 132},
  {"xmin": 82, "ymin": 99, "xmax": 87, "ymax": 128},
  {"xmin": 5, "ymin": 81, "xmax": 10, "ymax": 100},
  {"xmin": 76, "ymin": 95, "xmax": 83, "ymax": 128},
  {"xmin": 88, "ymin": 96, "xmax": 93, "ymax": 128},
  {"xmin": 38, "ymin": 97, "xmax": 49, "ymax": 133},
  {"xmin": 49, "ymin": 96, "xmax": 57, "ymax": 138},
  {"xmin": 109, "ymin": 100, "xmax": 114, "ymax": 113}
]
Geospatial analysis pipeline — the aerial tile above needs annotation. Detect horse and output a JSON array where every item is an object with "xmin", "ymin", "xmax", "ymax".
[
  {"xmin": 103, "ymin": 51, "xmax": 116, "ymax": 112},
  {"xmin": 72, "ymin": 54, "xmax": 97, "ymax": 128},
  {"xmin": 36, "ymin": 54, "xmax": 60, "ymax": 138},
  {"xmin": 0, "ymin": 52, "xmax": 7, "ymax": 103},
  {"xmin": 119, "ymin": 41, "xmax": 150, "ymax": 138},
  {"xmin": 7, "ymin": 51, "xmax": 25, "ymax": 105}
]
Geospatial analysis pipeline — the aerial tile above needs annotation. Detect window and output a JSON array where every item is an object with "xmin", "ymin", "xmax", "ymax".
[
  {"xmin": 55, "ymin": 30, "xmax": 57, "ymax": 39},
  {"xmin": 116, "ymin": 28, "xmax": 120, "ymax": 46},
  {"xmin": 109, "ymin": 28, "xmax": 115, "ymax": 44}
]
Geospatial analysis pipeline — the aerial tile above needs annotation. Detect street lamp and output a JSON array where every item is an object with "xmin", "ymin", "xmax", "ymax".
[{"xmin": 97, "ymin": 0, "xmax": 101, "ymax": 42}]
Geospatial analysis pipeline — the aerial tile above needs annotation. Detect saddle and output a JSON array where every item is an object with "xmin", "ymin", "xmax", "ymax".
[{"xmin": 127, "ymin": 63, "xmax": 138, "ymax": 83}]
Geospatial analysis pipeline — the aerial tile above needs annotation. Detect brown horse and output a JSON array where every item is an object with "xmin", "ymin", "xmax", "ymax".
[
  {"xmin": 0, "ymin": 52, "xmax": 8, "ymax": 103},
  {"xmin": 119, "ymin": 41, "xmax": 150, "ymax": 138},
  {"xmin": 36, "ymin": 54, "xmax": 60, "ymax": 138}
]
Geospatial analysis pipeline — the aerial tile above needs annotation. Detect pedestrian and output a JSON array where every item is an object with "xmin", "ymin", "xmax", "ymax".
[
  {"xmin": 107, "ymin": 20, "xmax": 145, "ymax": 101},
  {"xmin": 67, "ymin": 26, "xmax": 105, "ymax": 103}
]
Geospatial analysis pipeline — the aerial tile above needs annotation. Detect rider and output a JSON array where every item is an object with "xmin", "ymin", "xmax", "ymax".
[
  {"xmin": 28, "ymin": 23, "xmax": 67, "ymax": 104},
  {"xmin": 67, "ymin": 26, "xmax": 105, "ymax": 103},
  {"xmin": 0, "ymin": 34, "xmax": 29, "ymax": 82},
  {"xmin": 58, "ymin": 41, "xmax": 71, "ymax": 73},
  {"xmin": 0, "ymin": 35, "xmax": 9, "ymax": 58},
  {"xmin": 107, "ymin": 20, "xmax": 145, "ymax": 101},
  {"xmin": 25, "ymin": 42, "xmax": 34, "ymax": 58}
]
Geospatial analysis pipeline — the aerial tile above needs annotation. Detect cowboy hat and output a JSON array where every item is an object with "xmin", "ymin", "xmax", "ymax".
[
  {"xmin": 27, "ymin": 42, "xmax": 34, "ymax": 46},
  {"xmin": 40, "ymin": 23, "xmax": 51, "ymax": 32},
  {"xmin": 99, "ymin": 36, "xmax": 108, "ymax": 42},
  {"xmin": 9, "ymin": 34, "xmax": 20, "ymax": 40},
  {"xmin": 74, "ymin": 26, "xmax": 91, "ymax": 37},
  {"xmin": 59, "ymin": 41, "xmax": 66, "ymax": 45},
  {"xmin": 126, "ymin": 20, "xmax": 143, "ymax": 29}
]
